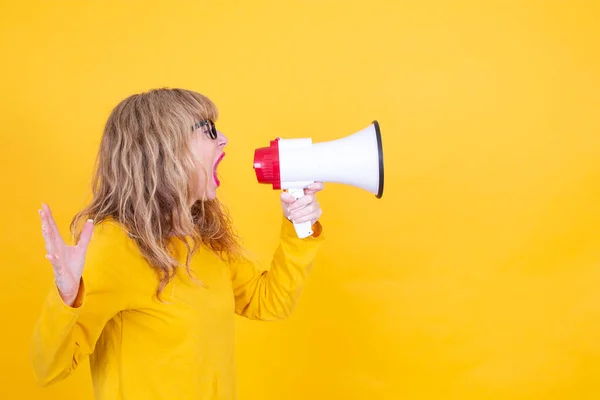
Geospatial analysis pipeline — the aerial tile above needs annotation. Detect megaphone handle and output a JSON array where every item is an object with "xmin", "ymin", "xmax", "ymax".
[{"xmin": 287, "ymin": 187, "xmax": 314, "ymax": 239}]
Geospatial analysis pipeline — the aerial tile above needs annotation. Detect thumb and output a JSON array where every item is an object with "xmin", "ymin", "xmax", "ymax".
[{"xmin": 77, "ymin": 219, "xmax": 95, "ymax": 249}]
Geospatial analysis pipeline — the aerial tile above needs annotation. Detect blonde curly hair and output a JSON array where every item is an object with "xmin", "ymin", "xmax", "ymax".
[{"xmin": 70, "ymin": 88, "xmax": 244, "ymax": 297}]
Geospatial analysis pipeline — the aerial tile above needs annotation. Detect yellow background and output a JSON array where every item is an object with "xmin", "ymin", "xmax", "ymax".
[{"xmin": 1, "ymin": 0, "xmax": 600, "ymax": 398}]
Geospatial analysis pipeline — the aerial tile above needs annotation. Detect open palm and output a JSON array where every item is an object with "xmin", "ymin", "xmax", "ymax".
[{"xmin": 39, "ymin": 203, "xmax": 94, "ymax": 306}]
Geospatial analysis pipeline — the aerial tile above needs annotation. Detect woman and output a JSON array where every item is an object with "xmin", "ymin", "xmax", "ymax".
[{"xmin": 31, "ymin": 88, "xmax": 325, "ymax": 399}]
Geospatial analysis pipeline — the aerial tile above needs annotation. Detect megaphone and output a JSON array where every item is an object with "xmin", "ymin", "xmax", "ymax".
[{"xmin": 253, "ymin": 120, "xmax": 384, "ymax": 238}]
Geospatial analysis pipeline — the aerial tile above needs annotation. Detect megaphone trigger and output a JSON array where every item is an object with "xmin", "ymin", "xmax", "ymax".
[{"xmin": 287, "ymin": 187, "xmax": 309, "ymax": 200}]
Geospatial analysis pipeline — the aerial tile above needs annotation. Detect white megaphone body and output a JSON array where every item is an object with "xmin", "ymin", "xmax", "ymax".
[{"xmin": 253, "ymin": 120, "xmax": 384, "ymax": 239}]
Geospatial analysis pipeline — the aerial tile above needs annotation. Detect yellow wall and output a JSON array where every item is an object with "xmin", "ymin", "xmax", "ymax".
[{"xmin": 1, "ymin": 0, "xmax": 600, "ymax": 398}]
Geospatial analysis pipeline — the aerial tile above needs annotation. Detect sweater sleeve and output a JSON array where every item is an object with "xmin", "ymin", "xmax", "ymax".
[
  {"xmin": 30, "ymin": 222, "xmax": 132, "ymax": 386},
  {"xmin": 228, "ymin": 217, "xmax": 325, "ymax": 321}
]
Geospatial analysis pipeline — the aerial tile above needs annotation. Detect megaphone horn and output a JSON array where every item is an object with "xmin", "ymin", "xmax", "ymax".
[{"xmin": 253, "ymin": 120, "xmax": 384, "ymax": 239}]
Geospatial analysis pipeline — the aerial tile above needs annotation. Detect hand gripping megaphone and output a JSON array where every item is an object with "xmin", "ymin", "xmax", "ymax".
[{"xmin": 253, "ymin": 120, "xmax": 384, "ymax": 238}]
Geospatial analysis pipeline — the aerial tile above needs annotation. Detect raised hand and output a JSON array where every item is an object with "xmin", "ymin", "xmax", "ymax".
[
  {"xmin": 280, "ymin": 182, "xmax": 324, "ymax": 226},
  {"xmin": 39, "ymin": 204, "xmax": 94, "ymax": 307}
]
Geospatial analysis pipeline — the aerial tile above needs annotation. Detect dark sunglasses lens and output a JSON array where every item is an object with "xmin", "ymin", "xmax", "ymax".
[{"xmin": 192, "ymin": 120, "xmax": 218, "ymax": 139}]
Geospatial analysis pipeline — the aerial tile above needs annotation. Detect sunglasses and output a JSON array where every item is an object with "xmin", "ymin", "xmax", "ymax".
[{"xmin": 192, "ymin": 119, "xmax": 217, "ymax": 140}]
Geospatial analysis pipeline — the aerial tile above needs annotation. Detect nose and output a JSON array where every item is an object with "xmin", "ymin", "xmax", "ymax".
[{"xmin": 217, "ymin": 130, "xmax": 228, "ymax": 147}]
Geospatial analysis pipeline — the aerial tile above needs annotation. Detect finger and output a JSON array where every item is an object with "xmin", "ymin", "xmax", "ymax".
[
  {"xmin": 42, "ymin": 203, "xmax": 66, "ymax": 248},
  {"xmin": 304, "ymin": 182, "xmax": 324, "ymax": 194},
  {"xmin": 288, "ymin": 193, "xmax": 315, "ymax": 212},
  {"xmin": 77, "ymin": 219, "xmax": 95, "ymax": 250},
  {"xmin": 280, "ymin": 191, "xmax": 296, "ymax": 205},
  {"xmin": 45, "ymin": 253, "xmax": 60, "ymax": 268},
  {"xmin": 39, "ymin": 208, "xmax": 56, "ymax": 255},
  {"xmin": 293, "ymin": 208, "xmax": 322, "ymax": 224},
  {"xmin": 290, "ymin": 201, "xmax": 319, "ymax": 221},
  {"xmin": 45, "ymin": 253, "xmax": 66, "ymax": 276}
]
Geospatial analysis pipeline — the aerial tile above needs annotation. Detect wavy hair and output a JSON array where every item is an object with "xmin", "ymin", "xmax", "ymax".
[{"xmin": 70, "ymin": 88, "xmax": 244, "ymax": 298}]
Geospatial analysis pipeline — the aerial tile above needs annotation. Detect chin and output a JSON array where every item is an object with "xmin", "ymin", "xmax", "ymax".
[
  {"xmin": 193, "ymin": 176, "xmax": 220, "ymax": 202},
  {"xmin": 201, "ymin": 185, "xmax": 218, "ymax": 201},
  {"xmin": 205, "ymin": 192, "xmax": 217, "ymax": 201}
]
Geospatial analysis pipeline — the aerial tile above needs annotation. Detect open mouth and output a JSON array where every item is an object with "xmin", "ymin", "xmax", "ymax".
[{"xmin": 213, "ymin": 152, "xmax": 225, "ymax": 187}]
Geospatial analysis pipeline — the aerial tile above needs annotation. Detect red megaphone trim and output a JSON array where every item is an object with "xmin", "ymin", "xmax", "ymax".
[{"xmin": 253, "ymin": 138, "xmax": 281, "ymax": 190}]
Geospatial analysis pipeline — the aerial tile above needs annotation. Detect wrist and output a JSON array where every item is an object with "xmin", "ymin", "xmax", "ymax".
[
  {"xmin": 59, "ymin": 290, "xmax": 77, "ymax": 307},
  {"xmin": 57, "ymin": 280, "xmax": 83, "ymax": 308}
]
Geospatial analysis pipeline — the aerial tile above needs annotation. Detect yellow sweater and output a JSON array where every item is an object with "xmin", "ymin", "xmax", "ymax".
[{"xmin": 30, "ymin": 217, "xmax": 324, "ymax": 399}]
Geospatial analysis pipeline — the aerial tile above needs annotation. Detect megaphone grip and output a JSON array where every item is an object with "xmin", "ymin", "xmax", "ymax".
[{"xmin": 288, "ymin": 187, "xmax": 314, "ymax": 239}]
